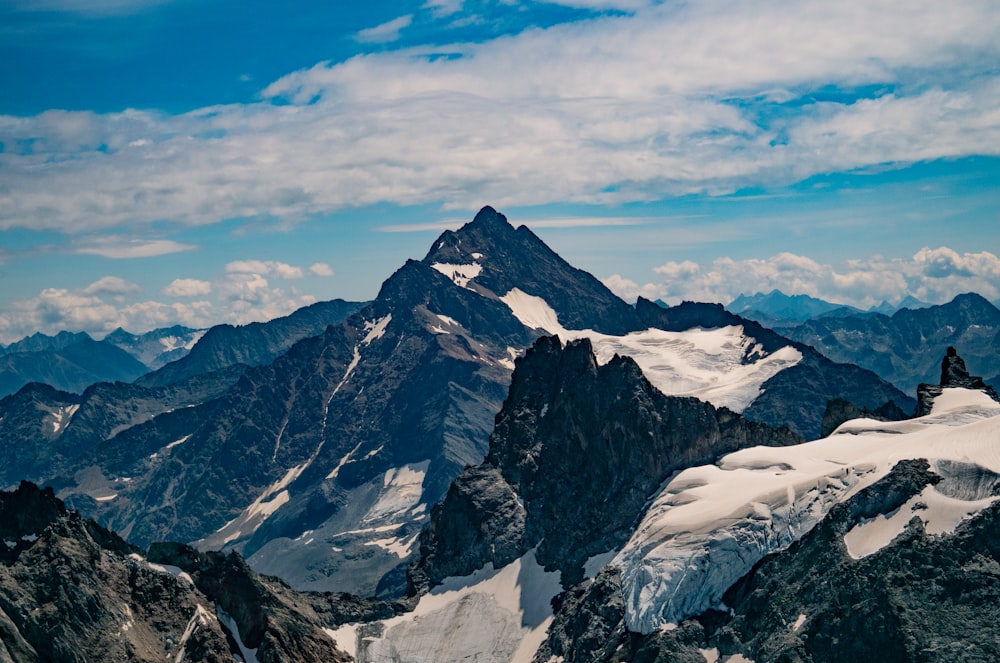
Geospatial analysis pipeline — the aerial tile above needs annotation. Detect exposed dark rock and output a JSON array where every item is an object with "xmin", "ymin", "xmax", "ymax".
[
  {"xmin": 534, "ymin": 567, "xmax": 714, "ymax": 663},
  {"xmin": 820, "ymin": 398, "xmax": 909, "ymax": 437},
  {"xmin": 915, "ymin": 346, "xmax": 1000, "ymax": 416},
  {"xmin": 718, "ymin": 458, "xmax": 1000, "ymax": 662},
  {"xmin": 147, "ymin": 543, "xmax": 361, "ymax": 663},
  {"xmin": 0, "ymin": 483, "xmax": 233, "ymax": 663},
  {"xmin": 411, "ymin": 335, "xmax": 802, "ymax": 591}
]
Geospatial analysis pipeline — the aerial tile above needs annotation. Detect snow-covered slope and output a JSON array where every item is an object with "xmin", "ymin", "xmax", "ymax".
[
  {"xmin": 327, "ymin": 549, "xmax": 562, "ymax": 663},
  {"xmin": 613, "ymin": 387, "xmax": 1000, "ymax": 633},
  {"xmin": 501, "ymin": 288, "xmax": 802, "ymax": 412}
]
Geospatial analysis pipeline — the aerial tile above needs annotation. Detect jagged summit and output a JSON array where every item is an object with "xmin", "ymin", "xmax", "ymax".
[
  {"xmin": 916, "ymin": 346, "xmax": 1000, "ymax": 415},
  {"xmin": 422, "ymin": 205, "xmax": 639, "ymax": 334}
]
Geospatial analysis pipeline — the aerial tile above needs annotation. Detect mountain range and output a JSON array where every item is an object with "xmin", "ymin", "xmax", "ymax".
[
  {"xmin": 2, "ymin": 206, "xmax": 996, "ymax": 662},
  {"xmin": 0, "ymin": 208, "xmax": 910, "ymax": 603},
  {"xmin": 3, "ymin": 342, "xmax": 997, "ymax": 662},
  {"xmin": 727, "ymin": 290, "xmax": 934, "ymax": 328}
]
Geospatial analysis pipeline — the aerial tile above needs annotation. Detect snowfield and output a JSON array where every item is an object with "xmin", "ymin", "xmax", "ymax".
[
  {"xmin": 613, "ymin": 387, "xmax": 1000, "ymax": 633},
  {"xmin": 500, "ymin": 288, "xmax": 802, "ymax": 412},
  {"xmin": 328, "ymin": 549, "xmax": 562, "ymax": 663}
]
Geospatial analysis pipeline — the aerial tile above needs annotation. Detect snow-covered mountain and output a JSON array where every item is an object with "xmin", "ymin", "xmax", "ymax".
[
  {"xmin": 332, "ymin": 345, "xmax": 1000, "ymax": 662},
  {"xmin": 2, "ymin": 206, "xmax": 908, "ymax": 605},
  {"xmin": 103, "ymin": 325, "xmax": 207, "ymax": 371}
]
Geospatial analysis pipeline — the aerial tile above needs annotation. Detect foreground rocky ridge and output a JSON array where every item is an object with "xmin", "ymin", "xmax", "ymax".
[{"xmin": 0, "ymin": 481, "xmax": 397, "ymax": 663}]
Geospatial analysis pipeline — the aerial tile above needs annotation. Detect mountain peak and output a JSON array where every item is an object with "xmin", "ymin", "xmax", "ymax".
[
  {"xmin": 470, "ymin": 205, "xmax": 508, "ymax": 227},
  {"xmin": 421, "ymin": 207, "xmax": 639, "ymax": 334}
]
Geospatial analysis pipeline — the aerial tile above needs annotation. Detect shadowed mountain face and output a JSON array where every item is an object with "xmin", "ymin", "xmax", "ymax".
[
  {"xmin": 782, "ymin": 292, "xmax": 1000, "ymax": 394},
  {"xmin": 2, "ymin": 206, "xmax": 910, "ymax": 600},
  {"xmin": 0, "ymin": 335, "xmax": 149, "ymax": 399},
  {"xmin": 410, "ymin": 335, "xmax": 803, "ymax": 594}
]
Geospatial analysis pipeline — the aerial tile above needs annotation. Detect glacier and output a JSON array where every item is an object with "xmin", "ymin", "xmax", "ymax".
[
  {"xmin": 613, "ymin": 387, "xmax": 1000, "ymax": 633},
  {"xmin": 500, "ymin": 288, "xmax": 802, "ymax": 412}
]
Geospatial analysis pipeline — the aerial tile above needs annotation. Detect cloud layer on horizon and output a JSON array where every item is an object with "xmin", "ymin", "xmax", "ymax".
[
  {"xmin": 0, "ymin": 258, "xmax": 336, "ymax": 344},
  {"xmin": 604, "ymin": 246, "xmax": 1000, "ymax": 309},
  {"xmin": 1, "ymin": 0, "xmax": 997, "ymax": 236}
]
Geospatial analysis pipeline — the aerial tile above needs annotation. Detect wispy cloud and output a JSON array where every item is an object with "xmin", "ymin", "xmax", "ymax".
[
  {"xmin": 423, "ymin": 0, "xmax": 464, "ymax": 18},
  {"xmin": 225, "ymin": 260, "xmax": 305, "ymax": 279},
  {"xmin": 5, "ymin": 0, "xmax": 177, "ymax": 16},
  {"xmin": 603, "ymin": 247, "xmax": 1000, "ymax": 308},
  {"xmin": 0, "ymin": 1, "xmax": 997, "ymax": 237},
  {"xmin": 73, "ymin": 238, "xmax": 197, "ymax": 259},
  {"xmin": 356, "ymin": 14, "xmax": 413, "ymax": 43}
]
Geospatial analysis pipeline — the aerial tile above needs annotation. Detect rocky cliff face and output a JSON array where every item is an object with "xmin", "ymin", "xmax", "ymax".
[
  {"xmin": 0, "ymin": 481, "xmax": 391, "ymax": 663},
  {"xmin": 0, "ymin": 206, "xmax": 923, "ymax": 605},
  {"xmin": 0, "ymin": 482, "xmax": 234, "ymax": 663},
  {"xmin": 411, "ymin": 335, "xmax": 802, "ymax": 594}
]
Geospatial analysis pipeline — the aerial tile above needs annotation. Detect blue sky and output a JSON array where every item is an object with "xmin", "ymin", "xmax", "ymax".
[{"xmin": 0, "ymin": 0, "xmax": 998, "ymax": 343}]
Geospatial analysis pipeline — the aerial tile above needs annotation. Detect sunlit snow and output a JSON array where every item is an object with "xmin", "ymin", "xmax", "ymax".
[
  {"xmin": 431, "ymin": 262, "xmax": 483, "ymax": 289},
  {"xmin": 613, "ymin": 387, "xmax": 1000, "ymax": 632},
  {"xmin": 327, "ymin": 549, "xmax": 561, "ymax": 663},
  {"xmin": 46, "ymin": 404, "xmax": 79, "ymax": 436},
  {"xmin": 500, "ymin": 288, "xmax": 801, "ymax": 412}
]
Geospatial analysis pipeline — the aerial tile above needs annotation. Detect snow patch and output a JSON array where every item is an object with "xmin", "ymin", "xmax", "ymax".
[
  {"xmin": 583, "ymin": 550, "xmax": 616, "ymax": 578},
  {"xmin": 165, "ymin": 435, "xmax": 190, "ymax": 450},
  {"xmin": 207, "ymin": 462, "xmax": 308, "ymax": 547},
  {"xmin": 217, "ymin": 607, "xmax": 260, "ymax": 663},
  {"xmin": 174, "ymin": 605, "xmax": 212, "ymax": 663},
  {"xmin": 364, "ymin": 532, "xmax": 420, "ymax": 558},
  {"xmin": 338, "ymin": 549, "xmax": 561, "ymax": 663},
  {"xmin": 431, "ymin": 262, "xmax": 483, "ymax": 288},
  {"xmin": 500, "ymin": 288, "xmax": 801, "ymax": 412},
  {"xmin": 363, "ymin": 314, "xmax": 392, "ymax": 345},
  {"xmin": 614, "ymin": 388, "xmax": 1000, "ymax": 632},
  {"xmin": 364, "ymin": 461, "xmax": 429, "ymax": 523},
  {"xmin": 843, "ymin": 483, "xmax": 998, "ymax": 559},
  {"xmin": 46, "ymin": 404, "xmax": 79, "ymax": 435}
]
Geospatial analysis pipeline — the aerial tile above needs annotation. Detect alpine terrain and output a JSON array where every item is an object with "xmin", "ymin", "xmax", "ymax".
[{"xmin": 1, "ymin": 206, "xmax": 979, "ymax": 663}]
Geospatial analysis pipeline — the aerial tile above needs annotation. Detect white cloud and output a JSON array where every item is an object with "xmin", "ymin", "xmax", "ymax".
[
  {"xmin": 225, "ymin": 260, "xmax": 305, "ymax": 279},
  {"xmin": 356, "ymin": 14, "xmax": 413, "ymax": 43},
  {"xmin": 423, "ymin": 0, "xmax": 464, "ymax": 18},
  {"xmin": 606, "ymin": 247, "xmax": 1000, "ymax": 309},
  {"xmin": 162, "ymin": 278, "xmax": 212, "ymax": 297},
  {"xmin": 309, "ymin": 262, "xmax": 335, "ymax": 277},
  {"xmin": 0, "ymin": 1, "xmax": 997, "ymax": 235},
  {"xmin": 81, "ymin": 275, "xmax": 142, "ymax": 296}
]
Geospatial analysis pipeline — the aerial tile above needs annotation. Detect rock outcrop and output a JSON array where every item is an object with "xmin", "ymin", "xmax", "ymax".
[
  {"xmin": 410, "ymin": 335, "xmax": 802, "ymax": 593},
  {"xmin": 915, "ymin": 346, "xmax": 1000, "ymax": 415}
]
